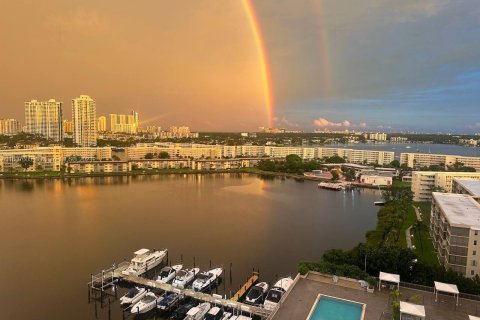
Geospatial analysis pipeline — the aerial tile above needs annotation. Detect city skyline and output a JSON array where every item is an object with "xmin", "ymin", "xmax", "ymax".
[{"xmin": 1, "ymin": 1, "xmax": 480, "ymax": 133}]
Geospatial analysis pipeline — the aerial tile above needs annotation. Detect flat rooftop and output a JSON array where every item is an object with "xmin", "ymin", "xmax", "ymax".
[
  {"xmin": 454, "ymin": 179, "xmax": 480, "ymax": 197},
  {"xmin": 432, "ymin": 192, "xmax": 480, "ymax": 229},
  {"xmin": 272, "ymin": 272, "xmax": 480, "ymax": 320}
]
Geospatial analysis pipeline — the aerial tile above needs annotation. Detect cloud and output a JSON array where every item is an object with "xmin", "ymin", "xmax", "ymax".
[
  {"xmin": 274, "ymin": 116, "xmax": 299, "ymax": 128},
  {"xmin": 313, "ymin": 117, "xmax": 351, "ymax": 127}
]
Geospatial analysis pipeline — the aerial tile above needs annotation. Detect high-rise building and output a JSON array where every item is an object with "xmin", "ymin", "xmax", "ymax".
[
  {"xmin": 108, "ymin": 111, "xmax": 139, "ymax": 134},
  {"xmin": 63, "ymin": 120, "xmax": 74, "ymax": 134},
  {"xmin": 97, "ymin": 116, "xmax": 107, "ymax": 132},
  {"xmin": 24, "ymin": 99, "xmax": 63, "ymax": 141},
  {"xmin": 0, "ymin": 119, "xmax": 20, "ymax": 135},
  {"xmin": 72, "ymin": 95, "xmax": 97, "ymax": 146}
]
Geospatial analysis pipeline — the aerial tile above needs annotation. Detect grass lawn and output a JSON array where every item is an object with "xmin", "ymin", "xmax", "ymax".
[
  {"xmin": 392, "ymin": 179, "xmax": 412, "ymax": 189},
  {"xmin": 398, "ymin": 205, "xmax": 417, "ymax": 248},
  {"xmin": 411, "ymin": 201, "xmax": 438, "ymax": 267}
]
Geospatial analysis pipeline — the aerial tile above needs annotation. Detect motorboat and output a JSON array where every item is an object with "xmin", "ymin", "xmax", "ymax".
[
  {"xmin": 122, "ymin": 248, "xmax": 168, "ymax": 276},
  {"xmin": 156, "ymin": 264, "xmax": 183, "ymax": 284},
  {"xmin": 169, "ymin": 302, "xmax": 196, "ymax": 320},
  {"xmin": 228, "ymin": 316, "xmax": 252, "ymax": 320},
  {"xmin": 157, "ymin": 292, "xmax": 183, "ymax": 311},
  {"xmin": 374, "ymin": 201, "xmax": 386, "ymax": 206},
  {"xmin": 192, "ymin": 267, "xmax": 223, "ymax": 292},
  {"xmin": 172, "ymin": 267, "xmax": 200, "ymax": 288},
  {"xmin": 264, "ymin": 277, "xmax": 294, "ymax": 311},
  {"xmin": 119, "ymin": 286, "xmax": 147, "ymax": 305},
  {"xmin": 245, "ymin": 282, "xmax": 269, "ymax": 305},
  {"xmin": 204, "ymin": 307, "xmax": 231, "ymax": 320},
  {"xmin": 130, "ymin": 292, "xmax": 163, "ymax": 314},
  {"xmin": 183, "ymin": 302, "xmax": 211, "ymax": 320}
]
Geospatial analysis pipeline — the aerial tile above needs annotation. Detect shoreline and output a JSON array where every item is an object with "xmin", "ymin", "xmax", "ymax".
[{"xmin": 0, "ymin": 169, "xmax": 389, "ymax": 189}]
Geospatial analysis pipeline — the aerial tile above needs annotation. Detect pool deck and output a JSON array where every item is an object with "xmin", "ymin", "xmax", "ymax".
[{"xmin": 271, "ymin": 272, "xmax": 480, "ymax": 320}]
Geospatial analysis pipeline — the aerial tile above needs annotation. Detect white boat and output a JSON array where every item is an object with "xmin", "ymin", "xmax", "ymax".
[
  {"xmin": 205, "ymin": 306, "xmax": 229, "ymax": 320},
  {"xmin": 318, "ymin": 182, "xmax": 344, "ymax": 191},
  {"xmin": 228, "ymin": 316, "xmax": 252, "ymax": 320},
  {"xmin": 183, "ymin": 302, "xmax": 211, "ymax": 320},
  {"xmin": 374, "ymin": 201, "xmax": 386, "ymax": 206},
  {"xmin": 172, "ymin": 267, "xmax": 200, "ymax": 288},
  {"xmin": 122, "ymin": 248, "xmax": 168, "ymax": 276},
  {"xmin": 156, "ymin": 264, "xmax": 183, "ymax": 284},
  {"xmin": 245, "ymin": 282, "xmax": 269, "ymax": 305},
  {"xmin": 192, "ymin": 267, "xmax": 223, "ymax": 292},
  {"xmin": 264, "ymin": 277, "xmax": 294, "ymax": 311},
  {"xmin": 119, "ymin": 286, "xmax": 147, "ymax": 305},
  {"xmin": 130, "ymin": 292, "xmax": 162, "ymax": 314}
]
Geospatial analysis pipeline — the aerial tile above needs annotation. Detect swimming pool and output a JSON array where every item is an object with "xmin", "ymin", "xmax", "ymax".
[{"xmin": 307, "ymin": 295, "xmax": 365, "ymax": 320}]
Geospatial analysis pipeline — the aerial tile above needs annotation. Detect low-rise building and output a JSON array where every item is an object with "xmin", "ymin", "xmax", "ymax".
[
  {"xmin": 401, "ymin": 153, "xmax": 480, "ymax": 171},
  {"xmin": 130, "ymin": 159, "xmax": 190, "ymax": 170},
  {"xmin": 411, "ymin": 171, "xmax": 480, "ymax": 202},
  {"xmin": 452, "ymin": 179, "xmax": 480, "ymax": 202},
  {"xmin": 359, "ymin": 174, "xmax": 392, "ymax": 186},
  {"xmin": 430, "ymin": 192, "xmax": 480, "ymax": 277},
  {"xmin": 191, "ymin": 158, "xmax": 264, "ymax": 170},
  {"xmin": 66, "ymin": 161, "xmax": 130, "ymax": 173},
  {"xmin": 0, "ymin": 146, "xmax": 63, "ymax": 172}
]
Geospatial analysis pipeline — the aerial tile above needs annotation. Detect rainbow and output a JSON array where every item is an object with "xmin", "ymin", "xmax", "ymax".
[
  {"xmin": 310, "ymin": 0, "xmax": 333, "ymax": 96},
  {"xmin": 242, "ymin": 0, "xmax": 274, "ymax": 127}
]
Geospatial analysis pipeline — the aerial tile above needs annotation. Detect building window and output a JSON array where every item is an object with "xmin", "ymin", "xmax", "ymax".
[
  {"xmin": 475, "ymin": 241, "xmax": 478, "ymax": 246},
  {"xmin": 474, "ymin": 251, "xmax": 477, "ymax": 256},
  {"xmin": 471, "ymin": 270, "xmax": 475, "ymax": 276},
  {"xmin": 476, "ymin": 231, "xmax": 479, "ymax": 236}
]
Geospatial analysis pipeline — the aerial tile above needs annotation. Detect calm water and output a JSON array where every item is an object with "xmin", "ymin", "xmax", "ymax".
[
  {"xmin": 0, "ymin": 174, "xmax": 379, "ymax": 320},
  {"xmin": 336, "ymin": 143, "xmax": 480, "ymax": 158}
]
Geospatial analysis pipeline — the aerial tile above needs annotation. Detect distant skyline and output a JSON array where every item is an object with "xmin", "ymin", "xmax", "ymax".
[{"xmin": 1, "ymin": 1, "xmax": 480, "ymax": 133}]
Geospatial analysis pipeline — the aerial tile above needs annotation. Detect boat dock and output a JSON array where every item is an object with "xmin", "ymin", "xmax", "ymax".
[
  {"xmin": 89, "ymin": 263, "xmax": 271, "ymax": 318},
  {"xmin": 232, "ymin": 272, "xmax": 259, "ymax": 301}
]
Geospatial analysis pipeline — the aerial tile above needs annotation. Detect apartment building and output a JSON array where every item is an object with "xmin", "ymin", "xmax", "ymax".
[
  {"xmin": 24, "ymin": 99, "xmax": 63, "ymax": 141},
  {"xmin": 452, "ymin": 179, "xmax": 480, "ymax": 202},
  {"xmin": 108, "ymin": 111, "xmax": 138, "ymax": 134},
  {"xmin": 191, "ymin": 158, "xmax": 264, "ymax": 170},
  {"xmin": 130, "ymin": 159, "xmax": 191, "ymax": 170},
  {"xmin": 315, "ymin": 147, "xmax": 394, "ymax": 165},
  {"xmin": 66, "ymin": 161, "xmax": 130, "ymax": 174},
  {"xmin": 72, "ymin": 95, "xmax": 97, "ymax": 146},
  {"xmin": 0, "ymin": 147, "xmax": 63, "ymax": 172},
  {"xmin": 62, "ymin": 147, "xmax": 112, "ymax": 160},
  {"xmin": 0, "ymin": 119, "xmax": 20, "ymax": 135},
  {"xmin": 430, "ymin": 192, "xmax": 480, "ymax": 277},
  {"xmin": 264, "ymin": 146, "xmax": 315, "ymax": 160},
  {"xmin": 411, "ymin": 171, "xmax": 480, "ymax": 201},
  {"xmin": 401, "ymin": 153, "xmax": 480, "ymax": 171}
]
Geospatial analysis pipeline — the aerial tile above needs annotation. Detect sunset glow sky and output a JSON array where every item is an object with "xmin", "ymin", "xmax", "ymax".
[{"xmin": 1, "ymin": 0, "xmax": 480, "ymax": 132}]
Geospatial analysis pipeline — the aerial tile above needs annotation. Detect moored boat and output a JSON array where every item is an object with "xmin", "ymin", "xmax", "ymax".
[
  {"xmin": 245, "ymin": 282, "xmax": 269, "ymax": 305},
  {"xmin": 183, "ymin": 302, "xmax": 211, "ymax": 320},
  {"xmin": 172, "ymin": 267, "xmax": 200, "ymax": 288},
  {"xmin": 122, "ymin": 248, "xmax": 168, "ymax": 276},
  {"xmin": 192, "ymin": 267, "xmax": 223, "ymax": 292},
  {"xmin": 131, "ymin": 292, "xmax": 163, "ymax": 314},
  {"xmin": 263, "ymin": 277, "xmax": 294, "ymax": 311},
  {"xmin": 156, "ymin": 264, "xmax": 183, "ymax": 284},
  {"xmin": 119, "ymin": 286, "xmax": 147, "ymax": 305}
]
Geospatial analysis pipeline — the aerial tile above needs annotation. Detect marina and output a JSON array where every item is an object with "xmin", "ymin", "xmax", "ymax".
[{"xmin": 88, "ymin": 251, "xmax": 273, "ymax": 319}]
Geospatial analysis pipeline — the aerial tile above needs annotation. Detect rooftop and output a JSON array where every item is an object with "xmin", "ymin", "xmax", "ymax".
[
  {"xmin": 454, "ymin": 179, "xmax": 480, "ymax": 197},
  {"xmin": 432, "ymin": 192, "xmax": 480, "ymax": 229},
  {"xmin": 272, "ymin": 272, "xmax": 480, "ymax": 320}
]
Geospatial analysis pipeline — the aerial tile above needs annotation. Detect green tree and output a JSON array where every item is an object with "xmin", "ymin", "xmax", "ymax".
[
  {"xmin": 331, "ymin": 170, "xmax": 339, "ymax": 181},
  {"xmin": 18, "ymin": 158, "xmax": 34, "ymax": 171},
  {"xmin": 144, "ymin": 153, "xmax": 154, "ymax": 159},
  {"xmin": 390, "ymin": 160, "xmax": 400, "ymax": 168},
  {"xmin": 158, "ymin": 152, "xmax": 170, "ymax": 159}
]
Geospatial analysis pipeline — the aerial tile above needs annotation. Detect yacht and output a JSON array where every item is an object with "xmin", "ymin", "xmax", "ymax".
[
  {"xmin": 157, "ymin": 292, "xmax": 182, "ymax": 311},
  {"xmin": 263, "ymin": 277, "xmax": 294, "ymax": 311},
  {"xmin": 228, "ymin": 316, "xmax": 252, "ymax": 320},
  {"xmin": 245, "ymin": 282, "xmax": 269, "ymax": 305},
  {"xmin": 192, "ymin": 267, "xmax": 223, "ymax": 292},
  {"xmin": 183, "ymin": 302, "xmax": 211, "ymax": 320},
  {"xmin": 122, "ymin": 248, "xmax": 168, "ymax": 276},
  {"xmin": 119, "ymin": 286, "xmax": 147, "ymax": 305},
  {"xmin": 156, "ymin": 264, "xmax": 183, "ymax": 284},
  {"xmin": 130, "ymin": 292, "xmax": 163, "ymax": 314},
  {"xmin": 172, "ymin": 267, "xmax": 200, "ymax": 288}
]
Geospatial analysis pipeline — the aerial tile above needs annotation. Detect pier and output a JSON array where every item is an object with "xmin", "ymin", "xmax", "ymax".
[
  {"xmin": 89, "ymin": 263, "xmax": 271, "ymax": 318},
  {"xmin": 232, "ymin": 272, "xmax": 259, "ymax": 301}
]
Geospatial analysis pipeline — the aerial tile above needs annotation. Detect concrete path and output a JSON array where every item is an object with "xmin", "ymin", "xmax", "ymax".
[
  {"xmin": 406, "ymin": 226, "xmax": 413, "ymax": 248},
  {"xmin": 413, "ymin": 205, "xmax": 423, "ymax": 221}
]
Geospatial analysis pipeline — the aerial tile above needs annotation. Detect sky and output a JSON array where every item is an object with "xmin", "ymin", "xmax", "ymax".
[{"xmin": 1, "ymin": 0, "xmax": 480, "ymax": 133}]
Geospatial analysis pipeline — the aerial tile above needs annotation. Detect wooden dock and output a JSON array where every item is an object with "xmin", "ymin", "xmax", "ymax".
[
  {"xmin": 92, "ymin": 264, "xmax": 271, "ymax": 318},
  {"xmin": 232, "ymin": 272, "xmax": 259, "ymax": 301}
]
